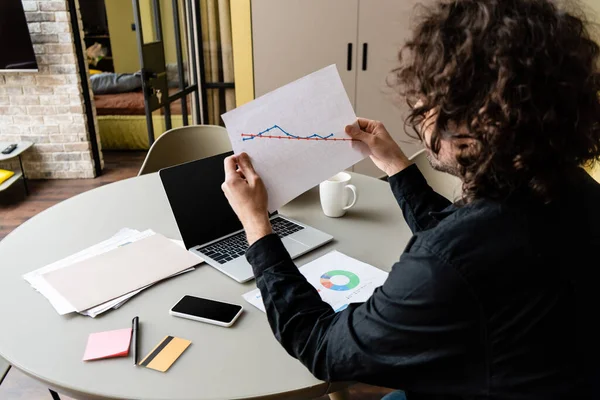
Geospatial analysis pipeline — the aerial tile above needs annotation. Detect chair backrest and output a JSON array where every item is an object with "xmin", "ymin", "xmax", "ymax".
[
  {"xmin": 138, "ymin": 125, "xmax": 232, "ymax": 176},
  {"xmin": 0, "ymin": 357, "xmax": 10, "ymax": 386},
  {"xmin": 409, "ymin": 149, "xmax": 463, "ymax": 201}
]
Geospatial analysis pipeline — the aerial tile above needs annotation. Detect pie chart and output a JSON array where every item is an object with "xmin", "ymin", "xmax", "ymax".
[{"xmin": 320, "ymin": 270, "xmax": 360, "ymax": 291}]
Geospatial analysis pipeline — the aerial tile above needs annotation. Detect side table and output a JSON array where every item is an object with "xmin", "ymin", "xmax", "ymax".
[{"xmin": 0, "ymin": 141, "xmax": 33, "ymax": 196}]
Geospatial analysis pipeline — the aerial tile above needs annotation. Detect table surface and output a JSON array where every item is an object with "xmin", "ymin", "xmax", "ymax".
[
  {"xmin": 0, "ymin": 142, "xmax": 33, "ymax": 162},
  {"xmin": 0, "ymin": 172, "xmax": 413, "ymax": 400}
]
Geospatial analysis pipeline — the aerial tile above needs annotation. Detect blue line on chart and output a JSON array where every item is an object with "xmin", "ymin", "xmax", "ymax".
[{"xmin": 242, "ymin": 125, "xmax": 335, "ymax": 141}]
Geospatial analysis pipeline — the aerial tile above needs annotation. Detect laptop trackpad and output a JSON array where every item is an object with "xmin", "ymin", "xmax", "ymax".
[{"xmin": 282, "ymin": 237, "xmax": 309, "ymax": 257}]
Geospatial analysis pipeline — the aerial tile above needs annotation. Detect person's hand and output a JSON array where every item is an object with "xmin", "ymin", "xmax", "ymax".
[
  {"xmin": 222, "ymin": 153, "xmax": 273, "ymax": 245},
  {"xmin": 345, "ymin": 118, "xmax": 412, "ymax": 176}
]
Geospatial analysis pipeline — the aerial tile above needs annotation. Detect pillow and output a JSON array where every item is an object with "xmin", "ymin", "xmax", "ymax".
[
  {"xmin": 90, "ymin": 72, "xmax": 143, "ymax": 95},
  {"xmin": 0, "ymin": 169, "xmax": 15, "ymax": 185}
]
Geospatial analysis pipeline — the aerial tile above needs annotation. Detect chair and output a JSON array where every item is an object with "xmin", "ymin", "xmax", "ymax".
[
  {"xmin": 138, "ymin": 125, "xmax": 232, "ymax": 176},
  {"xmin": 408, "ymin": 149, "xmax": 463, "ymax": 201},
  {"xmin": 0, "ymin": 357, "xmax": 9, "ymax": 386}
]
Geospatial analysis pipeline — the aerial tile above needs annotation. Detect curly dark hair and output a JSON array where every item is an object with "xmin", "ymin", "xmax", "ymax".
[{"xmin": 394, "ymin": 0, "xmax": 600, "ymax": 203}]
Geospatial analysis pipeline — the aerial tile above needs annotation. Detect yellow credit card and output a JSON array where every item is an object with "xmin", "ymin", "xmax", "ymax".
[{"xmin": 139, "ymin": 336, "xmax": 191, "ymax": 372}]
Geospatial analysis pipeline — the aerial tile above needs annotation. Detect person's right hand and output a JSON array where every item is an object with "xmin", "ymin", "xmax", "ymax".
[{"xmin": 345, "ymin": 118, "xmax": 411, "ymax": 176}]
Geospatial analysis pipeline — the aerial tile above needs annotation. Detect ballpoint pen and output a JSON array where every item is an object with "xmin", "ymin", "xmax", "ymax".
[{"xmin": 132, "ymin": 316, "xmax": 139, "ymax": 366}]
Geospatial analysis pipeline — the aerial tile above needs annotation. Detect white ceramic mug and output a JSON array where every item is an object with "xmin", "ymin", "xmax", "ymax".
[{"xmin": 319, "ymin": 172, "xmax": 358, "ymax": 217}]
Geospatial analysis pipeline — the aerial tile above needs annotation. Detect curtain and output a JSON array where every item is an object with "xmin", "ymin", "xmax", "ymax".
[{"xmin": 200, "ymin": 0, "xmax": 235, "ymax": 126}]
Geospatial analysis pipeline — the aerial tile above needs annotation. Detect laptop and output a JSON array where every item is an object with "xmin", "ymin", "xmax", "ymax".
[{"xmin": 159, "ymin": 152, "xmax": 333, "ymax": 283}]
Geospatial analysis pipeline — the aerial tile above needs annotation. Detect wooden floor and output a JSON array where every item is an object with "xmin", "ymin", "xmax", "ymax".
[
  {"xmin": 0, "ymin": 151, "xmax": 147, "ymax": 241},
  {"xmin": 0, "ymin": 151, "xmax": 392, "ymax": 400}
]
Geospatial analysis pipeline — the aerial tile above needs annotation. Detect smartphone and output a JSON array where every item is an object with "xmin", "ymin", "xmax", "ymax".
[{"xmin": 169, "ymin": 295, "xmax": 243, "ymax": 327}]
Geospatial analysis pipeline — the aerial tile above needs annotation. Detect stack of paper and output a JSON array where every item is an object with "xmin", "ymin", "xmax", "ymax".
[
  {"xmin": 23, "ymin": 229, "xmax": 202, "ymax": 318},
  {"xmin": 243, "ymin": 251, "xmax": 388, "ymax": 313}
]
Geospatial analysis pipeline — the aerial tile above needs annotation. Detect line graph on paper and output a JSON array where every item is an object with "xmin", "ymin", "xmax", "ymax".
[
  {"xmin": 222, "ymin": 65, "xmax": 370, "ymax": 212},
  {"xmin": 241, "ymin": 125, "xmax": 357, "ymax": 142}
]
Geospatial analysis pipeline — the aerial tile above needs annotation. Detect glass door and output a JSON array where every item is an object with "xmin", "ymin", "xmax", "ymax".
[{"xmin": 132, "ymin": 0, "xmax": 201, "ymax": 146}]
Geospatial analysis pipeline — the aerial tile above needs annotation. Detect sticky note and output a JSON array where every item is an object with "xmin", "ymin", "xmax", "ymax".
[
  {"xmin": 83, "ymin": 328, "xmax": 132, "ymax": 361},
  {"xmin": 139, "ymin": 336, "xmax": 191, "ymax": 372}
]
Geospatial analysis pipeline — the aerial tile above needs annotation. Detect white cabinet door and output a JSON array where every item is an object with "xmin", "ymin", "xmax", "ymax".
[
  {"xmin": 354, "ymin": 0, "xmax": 423, "ymax": 177},
  {"xmin": 251, "ymin": 0, "xmax": 359, "ymax": 104}
]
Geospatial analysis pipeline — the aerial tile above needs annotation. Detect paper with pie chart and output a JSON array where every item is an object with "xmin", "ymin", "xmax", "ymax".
[{"xmin": 242, "ymin": 251, "xmax": 389, "ymax": 313}]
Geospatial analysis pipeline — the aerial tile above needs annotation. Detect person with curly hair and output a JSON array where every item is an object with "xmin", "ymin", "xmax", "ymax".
[{"xmin": 221, "ymin": 0, "xmax": 600, "ymax": 398}]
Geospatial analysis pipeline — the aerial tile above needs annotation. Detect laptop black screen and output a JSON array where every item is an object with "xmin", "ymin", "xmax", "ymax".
[{"xmin": 159, "ymin": 151, "xmax": 243, "ymax": 250}]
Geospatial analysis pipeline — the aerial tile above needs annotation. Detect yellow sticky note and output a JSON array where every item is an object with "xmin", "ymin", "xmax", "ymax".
[{"xmin": 138, "ymin": 336, "xmax": 191, "ymax": 372}]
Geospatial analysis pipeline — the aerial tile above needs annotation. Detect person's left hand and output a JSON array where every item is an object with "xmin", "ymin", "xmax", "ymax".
[{"xmin": 222, "ymin": 153, "xmax": 272, "ymax": 245}]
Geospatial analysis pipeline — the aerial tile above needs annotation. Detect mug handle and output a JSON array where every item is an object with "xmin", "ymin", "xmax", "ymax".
[{"xmin": 343, "ymin": 184, "xmax": 358, "ymax": 210}]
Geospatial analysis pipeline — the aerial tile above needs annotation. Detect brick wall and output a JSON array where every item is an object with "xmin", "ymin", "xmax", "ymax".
[{"xmin": 0, "ymin": 0, "xmax": 102, "ymax": 179}]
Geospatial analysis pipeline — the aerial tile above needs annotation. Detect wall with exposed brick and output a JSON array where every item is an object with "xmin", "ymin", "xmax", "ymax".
[{"xmin": 0, "ymin": 0, "xmax": 102, "ymax": 179}]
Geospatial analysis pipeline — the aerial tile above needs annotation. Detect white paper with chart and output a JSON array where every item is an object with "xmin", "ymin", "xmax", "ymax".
[
  {"xmin": 242, "ymin": 251, "xmax": 389, "ymax": 313},
  {"xmin": 222, "ymin": 65, "xmax": 369, "ymax": 212}
]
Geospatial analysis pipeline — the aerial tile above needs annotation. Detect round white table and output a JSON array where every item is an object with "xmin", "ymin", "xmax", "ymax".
[{"xmin": 0, "ymin": 172, "xmax": 413, "ymax": 400}]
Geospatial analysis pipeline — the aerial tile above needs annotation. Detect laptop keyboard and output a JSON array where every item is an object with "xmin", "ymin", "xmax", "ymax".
[{"xmin": 199, "ymin": 217, "xmax": 305, "ymax": 264}]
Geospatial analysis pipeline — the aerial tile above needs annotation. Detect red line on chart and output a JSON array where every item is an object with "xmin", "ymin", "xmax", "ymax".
[
  {"xmin": 241, "ymin": 124, "xmax": 358, "ymax": 142},
  {"xmin": 241, "ymin": 134, "xmax": 357, "ymax": 142}
]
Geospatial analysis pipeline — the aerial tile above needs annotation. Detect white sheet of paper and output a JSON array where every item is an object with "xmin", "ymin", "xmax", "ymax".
[
  {"xmin": 243, "ymin": 251, "xmax": 388, "ymax": 313},
  {"xmin": 222, "ymin": 65, "xmax": 369, "ymax": 212},
  {"xmin": 82, "ymin": 239, "xmax": 195, "ymax": 317},
  {"xmin": 24, "ymin": 230, "xmax": 202, "ymax": 317},
  {"xmin": 41, "ymin": 233, "xmax": 201, "ymax": 312},
  {"xmin": 82, "ymin": 264, "xmax": 195, "ymax": 318},
  {"xmin": 23, "ymin": 228, "xmax": 150, "ymax": 315}
]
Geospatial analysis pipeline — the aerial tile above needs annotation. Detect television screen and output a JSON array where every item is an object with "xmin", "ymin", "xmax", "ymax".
[{"xmin": 0, "ymin": 0, "xmax": 39, "ymax": 71}]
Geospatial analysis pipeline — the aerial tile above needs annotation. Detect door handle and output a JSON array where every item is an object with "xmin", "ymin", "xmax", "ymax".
[
  {"xmin": 362, "ymin": 43, "xmax": 368, "ymax": 71},
  {"xmin": 141, "ymin": 69, "xmax": 166, "ymax": 81},
  {"xmin": 141, "ymin": 68, "xmax": 155, "ymax": 81},
  {"xmin": 347, "ymin": 43, "xmax": 353, "ymax": 71}
]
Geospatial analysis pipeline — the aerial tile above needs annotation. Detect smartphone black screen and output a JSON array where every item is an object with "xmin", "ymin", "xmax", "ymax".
[{"xmin": 172, "ymin": 295, "xmax": 242, "ymax": 323}]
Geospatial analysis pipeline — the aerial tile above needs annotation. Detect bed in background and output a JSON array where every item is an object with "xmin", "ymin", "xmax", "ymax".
[
  {"xmin": 91, "ymin": 72, "xmax": 189, "ymax": 150},
  {"xmin": 96, "ymin": 115, "xmax": 184, "ymax": 150}
]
